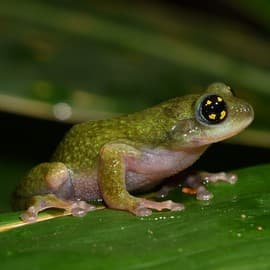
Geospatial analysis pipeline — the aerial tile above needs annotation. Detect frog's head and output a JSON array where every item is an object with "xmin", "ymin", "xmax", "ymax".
[{"xmin": 166, "ymin": 82, "xmax": 254, "ymax": 148}]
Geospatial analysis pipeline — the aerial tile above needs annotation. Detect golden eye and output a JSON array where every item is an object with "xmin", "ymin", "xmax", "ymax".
[
  {"xmin": 217, "ymin": 97, "xmax": 223, "ymax": 102},
  {"xmin": 208, "ymin": 113, "xmax": 217, "ymax": 120},
  {"xmin": 197, "ymin": 94, "xmax": 228, "ymax": 124},
  {"xmin": 220, "ymin": 110, "xmax": 226, "ymax": 120}
]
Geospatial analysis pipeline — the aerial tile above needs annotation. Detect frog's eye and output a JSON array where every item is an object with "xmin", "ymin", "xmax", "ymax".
[{"xmin": 196, "ymin": 94, "xmax": 227, "ymax": 125}]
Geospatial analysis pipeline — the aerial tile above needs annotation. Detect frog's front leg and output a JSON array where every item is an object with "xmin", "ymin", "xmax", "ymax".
[
  {"xmin": 157, "ymin": 171, "xmax": 237, "ymax": 201},
  {"xmin": 182, "ymin": 171, "xmax": 237, "ymax": 200},
  {"xmin": 98, "ymin": 143, "xmax": 184, "ymax": 216}
]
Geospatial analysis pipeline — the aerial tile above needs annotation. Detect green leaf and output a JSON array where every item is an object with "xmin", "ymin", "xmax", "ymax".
[{"xmin": 1, "ymin": 164, "xmax": 270, "ymax": 269}]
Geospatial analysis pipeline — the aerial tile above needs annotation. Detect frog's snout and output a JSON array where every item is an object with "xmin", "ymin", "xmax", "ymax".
[
  {"xmin": 234, "ymin": 101, "xmax": 254, "ymax": 126},
  {"xmin": 236, "ymin": 102, "xmax": 253, "ymax": 115}
]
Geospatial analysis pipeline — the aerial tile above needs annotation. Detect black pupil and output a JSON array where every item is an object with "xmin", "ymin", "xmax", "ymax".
[{"xmin": 200, "ymin": 95, "xmax": 227, "ymax": 124}]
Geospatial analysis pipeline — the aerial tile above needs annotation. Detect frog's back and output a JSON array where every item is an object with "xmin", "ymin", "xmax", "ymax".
[
  {"xmin": 51, "ymin": 99, "xmax": 182, "ymax": 171},
  {"xmin": 51, "ymin": 118, "xmax": 127, "ymax": 170}
]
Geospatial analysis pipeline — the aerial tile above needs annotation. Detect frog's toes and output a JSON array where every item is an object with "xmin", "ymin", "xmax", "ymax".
[
  {"xmin": 133, "ymin": 199, "xmax": 185, "ymax": 216},
  {"xmin": 71, "ymin": 201, "xmax": 96, "ymax": 217},
  {"xmin": 134, "ymin": 207, "xmax": 153, "ymax": 217},
  {"xmin": 202, "ymin": 172, "xmax": 238, "ymax": 184},
  {"xmin": 170, "ymin": 202, "xmax": 185, "ymax": 211},
  {"xmin": 20, "ymin": 206, "xmax": 38, "ymax": 223},
  {"xmin": 224, "ymin": 173, "xmax": 238, "ymax": 184},
  {"xmin": 196, "ymin": 186, "xmax": 214, "ymax": 201}
]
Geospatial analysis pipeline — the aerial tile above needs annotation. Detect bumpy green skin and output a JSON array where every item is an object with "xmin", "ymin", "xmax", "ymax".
[
  {"xmin": 51, "ymin": 95, "xmax": 196, "ymax": 170},
  {"xmin": 14, "ymin": 83, "xmax": 254, "ymax": 221}
]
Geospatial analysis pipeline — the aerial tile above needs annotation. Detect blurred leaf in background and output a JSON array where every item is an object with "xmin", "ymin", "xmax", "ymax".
[{"xmin": 0, "ymin": 0, "xmax": 269, "ymax": 147}]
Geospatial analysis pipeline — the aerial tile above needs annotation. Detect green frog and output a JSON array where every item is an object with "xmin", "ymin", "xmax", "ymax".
[{"xmin": 14, "ymin": 83, "xmax": 254, "ymax": 222}]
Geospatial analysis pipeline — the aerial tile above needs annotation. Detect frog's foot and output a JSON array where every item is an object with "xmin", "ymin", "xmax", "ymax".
[
  {"xmin": 199, "ymin": 172, "xmax": 237, "ymax": 184},
  {"xmin": 183, "ymin": 171, "xmax": 238, "ymax": 201},
  {"xmin": 20, "ymin": 194, "xmax": 96, "ymax": 223},
  {"xmin": 131, "ymin": 198, "xmax": 185, "ymax": 216}
]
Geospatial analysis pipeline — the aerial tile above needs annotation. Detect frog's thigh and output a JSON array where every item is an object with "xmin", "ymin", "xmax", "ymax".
[
  {"xmin": 17, "ymin": 162, "xmax": 71, "ymax": 197},
  {"xmin": 19, "ymin": 162, "xmax": 96, "ymax": 222},
  {"xmin": 21, "ymin": 194, "xmax": 96, "ymax": 222},
  {"xmin": 98, "ymin": 143, "xmax": 185, "ymax": 216}
]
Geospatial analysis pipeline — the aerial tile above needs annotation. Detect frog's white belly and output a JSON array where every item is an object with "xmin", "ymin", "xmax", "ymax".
[
  {"xmin": 71, "ymin": 146, "xmax": 207, "ymax": 200},
  {"xmin": 125, "ymin": 146, "xmax": 207, "ymax": 192}
]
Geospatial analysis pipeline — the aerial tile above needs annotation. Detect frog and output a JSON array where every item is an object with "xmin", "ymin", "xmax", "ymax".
[{"xmin": 14, "ymin": 82, "xmax": 254, "ymax": 222}]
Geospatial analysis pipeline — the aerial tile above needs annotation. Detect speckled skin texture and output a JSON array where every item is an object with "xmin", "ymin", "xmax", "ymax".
[{"xmin": 14, "ymin": 83, "xmax": 254, "ymax": 222}]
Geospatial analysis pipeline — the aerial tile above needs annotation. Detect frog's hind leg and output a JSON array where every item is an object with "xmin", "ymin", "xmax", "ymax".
[
  {"xmin": 15, "ymin": 162, "xmax": 96, "ymax": 222},
  {"xmin": 98, "ymin": 143, "xmax": 185, "ymax": 217},
  {"xmin": 21, "ymin": 194, "xmax": 96, "ymax": 222}
]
